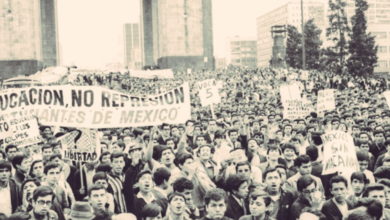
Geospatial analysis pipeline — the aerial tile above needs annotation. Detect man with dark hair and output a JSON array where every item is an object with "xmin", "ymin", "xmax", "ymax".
[
  {"xmin": 11, "ymin": 154, "xmax": 32, "ymax": 184},
  {"xmin": 321, "ymin": 176, "xmax": 353, "ymax": 220},
  {"xmin": 306, "ymin": 145, "xmax": 322, "ymax": 177},
  {"xmin": 5, "ymin": 145, "xmax": 18, "ymax": 162},
  {"xmin": 88, "ymin": 184, "xmax": 114, "ymax": 217},
  {"xmin": 172, "ymin": 177, "xmax": 199, "ymax": 220},
  {"xmin": 263, "ymin": 167, "xmax": 294, "ymax": 220},
  {"xmin": 290, "ymin": 175, "xmax": 323, "ymax": 219},
  {"xmin": 286, "ymin": 155, "xmax": 324, "ymax": 198},
  {"xmin": 74, "ymin": 159, "xmax": 99, "ymax": 201},
  {"xmin": 362, "ymin": 183, "xmax": 390, "ymax": 218},
  {"xmin": 30, "ymin": 185, "xmax": 58, "ymax": 220},
  {"xmin": 348, "ymin": 198, "xmax": 383, "ymax": 220},
  {"xmin": 107, "ymin": 151, "xmax": 127, "ymax": 214},
  {"xmin": 153, "ymin": 167, "xmax": 171, "ymax": 199},
  {"xmin": 298, "ymin": 207, "xmax": 326, "ymax": 220},
  {"xmin": 0, "ymin": 160, "xmax": 21, "ymax": 216},
  {"xmin": 200, "ymin": 188, "xmax": 232, "ymax": 220},
  {"xmin": 224, "ymin": 174, "xmax": 249, "ymax": 220}
]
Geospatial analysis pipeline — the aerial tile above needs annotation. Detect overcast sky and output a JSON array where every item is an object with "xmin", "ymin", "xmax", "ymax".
[{"xmin": 58, "ymin": 0, "xmax": 308, "ymax": 68}]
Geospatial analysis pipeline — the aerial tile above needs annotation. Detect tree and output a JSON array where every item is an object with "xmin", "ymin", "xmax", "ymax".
[
  {"xmin": 304, "ymin": 19, "xmax": 323, "ymax": 70},
  {"xmin": 347, "ymin": 0, "xmax": 378, "ymax": 76},
  {"xmin": 326, "ymin": 0, "xmax": 351, "ymax": 74},
  {"xmin": 286, "ymin": 25, "xmax": 302, "ymax": 69}
]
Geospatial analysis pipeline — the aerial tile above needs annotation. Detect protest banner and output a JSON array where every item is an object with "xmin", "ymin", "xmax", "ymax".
[
  {"xmin": 196, "ymin": 79, "xmax": 221, "ymax": 107},
  {"xmin": 130, "ymin": 69, "xmax": 174, "ymax": 79},
  {"xmin": 283, "ymin": 99, "xmax": 313, "ymax": 120},
  {"xmin": 58, "ymin": 129, "xmax": 101, "ymax": 162},
  {"xmin": 0, "ymin": 83, "xmax": 191, "ymax": 128},
  {"xmin": 321, "ymin": 130, "xmax": 359, "ymax": 175},
  {"xmin": 4, "ymin": 115, "xmax": 42, "ymax": 148},
  {"xmin": 216, "ymin": 81, "xmax": 223, "ymax": 89},
  {"xmin": 280, "ymin": 84, "xmax": 301, "ymax": 104},
  {"xmin": 317, "ymin": 89, "xmax": 335, "ymax": 116},
  {"xmin": 0, "ymin": 114, "xmax": 12, "ymax": 140},
  {"xmin": 383, "ymin": 91, "xmax": 390, "ymax": 108}
]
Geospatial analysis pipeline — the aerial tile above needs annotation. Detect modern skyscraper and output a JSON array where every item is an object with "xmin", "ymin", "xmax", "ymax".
[
  {"xmin": 140, "ymin": 0, "xmax": 214, "ymax": 71},
  {"xmin": 256, "ymin": 1, "xmax": 326, "ymax": 68},
  {"xmin": 0, "ymin": 0, "xmax": 59, "ymax": 78},
  {"xmin": 123, "ymin": 23, "xmax": 143, "ymax": 70},
  {"xmin": 226, "ymin": 36, "xmax": 257, "ymax": 69}
]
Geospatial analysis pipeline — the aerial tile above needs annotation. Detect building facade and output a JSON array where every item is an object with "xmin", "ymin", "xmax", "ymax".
[
  {"xmin": 344, "ymin": 0, "xmax": 390, "ymax": 74},
  {"xmin": 123, "ymin": 23, "xmax": 143, "ymax": 70},
  {"xmin": 141, "ymin": 0, "xmax": 214, "ymax": 71},
  {"xmin": 256, "ymin": 1, "xmax": 326, "ymax": 68},
  {"xmin": 226, "ymin": 36, "xmax": 257, "ymax": 69},
  {"xmin": 0, "ymin": 0, "xmax": 59, "ymax": 78},
  {"xmin": 215, "ymin": 57, "xmax": 226, "ymax": 70}
]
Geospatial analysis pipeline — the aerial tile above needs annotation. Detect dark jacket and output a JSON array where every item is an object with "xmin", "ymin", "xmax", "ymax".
[
  {"xmin": 239, "ymin": 215, "xmax": 275, "ymax": 220},
  {"xmin": 321, "ymin": 199, "xmax": 354, "ymax": 220},
  {"xmin": 74, "ymin": 168, "xmax": 90, "ymax": 201},
  {"xmin": 9, "ymin": 178, "xmax": 22, "ymax": 213},
  {"xmin": 123, "ymin": 160, "xmax": 146, "ymax": 213},
  {"xmin": 13, "ymin": 169, "xmax": 26, "ymax": 185},
  {"xmin": 290, "ymin": 195, "xmax": 312, "ymax": 220},
  {"xmin": 225, "ymin": 194, "xmax": 247, "ymax": 220}
]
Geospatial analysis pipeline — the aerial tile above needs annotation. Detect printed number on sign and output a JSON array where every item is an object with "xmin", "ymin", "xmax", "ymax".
[{"xmin": 206, "ymin": 88, "xmax": 212, "ymax": 98}]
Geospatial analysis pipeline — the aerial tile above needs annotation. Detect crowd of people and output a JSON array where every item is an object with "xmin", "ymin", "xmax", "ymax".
[{"xmin": 1, "ymin": 66, "xmax": 390, "ymax": 220}]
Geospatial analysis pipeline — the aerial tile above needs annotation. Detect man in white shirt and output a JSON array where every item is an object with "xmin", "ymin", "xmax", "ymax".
[{"xmin": 0, "ymin": 160, "xmax": 21, "ymax": 217}]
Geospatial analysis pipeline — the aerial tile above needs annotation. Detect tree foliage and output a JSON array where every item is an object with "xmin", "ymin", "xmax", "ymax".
[
  {"xmin": 326, "ymin": 0, "xmax": 351, "ymax": 73},
  {"xmin": 286, "ymin": 25, "xmax": 302, "ymax": 69},
  {"xmin": 347, "ymin": 0, "xmax": 378, "ymax": 76}
]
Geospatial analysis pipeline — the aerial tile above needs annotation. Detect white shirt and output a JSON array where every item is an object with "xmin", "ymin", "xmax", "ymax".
[
  {"xmin": 333, "ymin": 198, "xmax": 348, "ymax": 219},
  {"xmin": 0, "ymin": 183, "xmax": 12, "ymax": 217}
]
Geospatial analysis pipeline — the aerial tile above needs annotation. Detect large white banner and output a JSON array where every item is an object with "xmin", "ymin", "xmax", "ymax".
[
  {"xmin": 0, "ymin": 83, "xmax": 191, "ymax": 128},
  {"xmin": 321, "ymin": 130, "xmax": 359, "ymax": 175},
  {"xmin": 196, "ymin": 79, "xmax": 221, "ymax": 107},
  {"xmin": 130, "ymin": 69, "xmax": 174, "ymax": 79}
]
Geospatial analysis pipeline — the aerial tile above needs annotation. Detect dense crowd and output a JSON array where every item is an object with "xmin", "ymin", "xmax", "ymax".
[{"xmin": 1, "ymin": 66, "xmax": 390, "ymax": 220}]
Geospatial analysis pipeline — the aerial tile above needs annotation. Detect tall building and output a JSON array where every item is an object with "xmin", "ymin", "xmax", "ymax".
[
  {"xmin": 141, "ymin": 0, "xmax": 214, "ymax": 71},
  {"xmin": 215, "ymin": 57, "xmax": 226, "ymax": 70},
  {"xmin": 226, "ymin": 36, "xmax": 257, "ymax": 69},
  {"xmin": 123, "ymin": 23, "xmax": 143, "ymax": 70},
  {"xmin": 344, "ymin": 0, "xmax": 390, "ymax": 74},
  {"xmin": 0, "ymin": 0, "xmax": 59, "ymax": 78},
  {"xmin": 256, "ymin": 1, "xmax": 326, "ymax": 68}
]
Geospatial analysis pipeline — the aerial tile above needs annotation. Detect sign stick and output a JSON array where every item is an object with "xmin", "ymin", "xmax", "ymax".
[
  {"xmin": 80, "ymin": 161, "xmax": 84, "ymax": 190},
  {"xmin": 210, "ymin": 104, "xmax": 216, "ymax": 119}
]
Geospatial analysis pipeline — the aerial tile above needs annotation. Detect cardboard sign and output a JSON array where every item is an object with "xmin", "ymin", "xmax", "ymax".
[
  {"xmin": 280, "ymin": 84, "xmax": 301, "ymax": 104},
  {"xmin": 4, "ymin": 115, "xmax": 42, "ymax": 148},
  {"xmin": 321, "ymin": 130, "xmax": 359, "ymax": 175},
  {"xmin": 130, "ymin": 69, "xmax": 174, "ymax": 79},
  {"xmin": 59, "ymin": 129, "xmax": 101, "ymax": 162},
  {"xmin": 196, "ymin": 79, "xmax": 221, "ymax": 107},
  {"xmin": 383, "ymin": 91, "xmax": 390, "ymax": 108},
  {"xmin": 317, "ymin": 89, "xmax": 335, "ymax": 116},
  {"xmin": 283, "ymin": 99, "xmax": 313, "ymax": 120},
  {"xmin": 0, "ymin": 114, "xmax": 12, "ymax": 140},
  {"xmin": 0, "ymin": 83, "xmax": 191, "ymax": 128}
]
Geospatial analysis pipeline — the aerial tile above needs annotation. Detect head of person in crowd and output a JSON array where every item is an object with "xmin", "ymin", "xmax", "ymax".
[
  {"xmin": 228, "ymin": 129, "xmax": 239, "ymax": 143},
  {"xmin": 159, "ymin": 146, "xmax": 175, "ymax": 168},
  {"xmin": 100, "ymin": 142, "xmax": 109, "ymax": 152},
  {"xmin": 136, "ymin": 170, "xmax": 153, "ymax": 194},
  {"xmin": 351, "ymin": 171, "xmax": 368, "ymax": 197},
  {"xmin": 0, "ymin": 160, "xmax": 11, "ymax": 184},
  {"xmin": 93, "ymin": 172, "xmax": 109, "ymax": 190},
  {"xmin": 69, "ymin": 201, "xmax": 94, "ymax": 220},
  {"xmin": 109, "ymin": 141, "xmax": 125, "ymax": 153},
  {"xmin": 89, "ymin": 184, "xmax": 108, "ymax": 212},
  {"xmin": 263, "ymin": 167, "xmax": 282, "ymax": 195},
  {"xmin": 226, "ymin": 173, "xmax": 249, "ymax": 200},
  {"xmin": 5, "ymin": 144, "xmax": 18, "ymax": 161},
  {"xmin": 356, "ymin": 150, "xmax": 370, "ymax": 172},
  {"xmin": 31, "ymin": 186, "xmax": 56, "ymax": 217},
  {"xmin": 252, "ymin": 132, "xmax": 264, "ymax": 145},
  {"xmin": 21, "ymin": 178, "xmax": 40, "ymax": 205},
  {"xmin": 21, "ymin": 145, "xmax": 33, "ymax": 158},
  {"xmin": 352, "ymin": 125, "xmax": 361, "ymax": 137},
  {"xmin": 330, "ymin": 175, "xmax": 348, "ymax": 205},
  {"xmin": 358, "ymin": 140, "xmax": 371, "ymax": 153},
  {"xmin": 213, "ymin": 131, "xmax": 225, "ymax": 149},
  {"xmin": 161, "ymin": 123, "xmax": 171, "ymax": 138},
  {"xmin": 128, "ymin": 144, "xmax": 142, "ymax": 163},
  {"xmin": 295, "ymin": 154, "xmax": 312, "ymax": 176},
  {"xmin": 297, "ymin": 175, "xmax": 318, "ymax": 203},
  {"xmin": 204, "ymin": 188, "xmax": 228, "ymax": 220},
  {"xmin": 110, "ymin": 151, "xmax": 125, "ymax": 175},
  {"xmin": 167, "ymin": 192, "xmax": 186, "ymax": 218},
  {"xmin": 41, "ymin": 144, "xmax": 53, "ymax": 162},
  {"xmin": 248, "ymin": 190, "xmax": 272, "ymax": 219},
  {"xmin": 197, "ymin": 144, "xmax": 214, "ymax": 163},
  {"xmin": 374, "ymin": 130, "xmax": 386, "ymax": 146},
  {"xmin": 348, "ymin": 198, "xmax": 383, "ymax": 220},
  {"xmin": 99, "ymin": 151, "xmax": 111, "ymax": 164},
  {"xmin": 177, "ymin": 153, "xmax": 195, "ymax": 176},
  {"xmin": 266, "ymin": 145, "xmax": 282, "ymax": 162},
  {"xmin": 195, "ymin": 135, "xmax": 207, "ymax": 148},
  {"xmin": 43, "ymin": 162, "xmax": 61, "ymax": 186},
  {"xmin": 281, "ymin": 142, "xmax": 298, "ymax": 163},
  {"xmin": 299, "ymin": 207, "xmax": 326, "ymax": 220},
  {"xmin": 173, "ymin": 177, "xmax": 194, "ymax": 206},
  {"xmin": 378, "ymin": 179, "xmax": 390, "ymax": 208},
  {"xmin": 153, "ymin": 167, "xmax": 171, "ymax": 191},
  {"xmin": 165, "ymin": 138, "xmax": 176, "ymax": 150},
  {"xmin": 12, "ymin": 153, "xmax": 32, "ymax": 175},
  {"xmin": 170, "ymin": 125, "xmax": 181, "ymax": 138},
  {"xmin": 28, "ymin": 159, "xmax": 44, "ymax": 180},
  {"xmin": 141, "ymin": 203, "xmax": 163, "ymax": 220},
  {"xmin": 363, "ymin": 184, "xmax": 387, "ymax": 208},
  {"xmin": 235, "ymin": 161, "xmax": 253, "ymax": 181},
  {"xmin": 374, "ymin": 166, "xmax": 390, "ymax": 181},
  {"xmin": 49, "ymin": 153, "xmax": 64, "ymax": 170}
]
